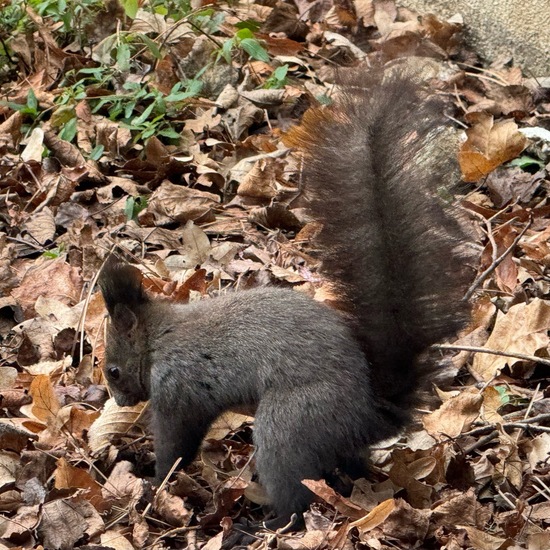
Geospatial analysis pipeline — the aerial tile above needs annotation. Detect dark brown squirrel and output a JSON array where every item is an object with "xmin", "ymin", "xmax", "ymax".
[{"xmin": 98, "ymin": 69, "xmax": 472, "ymax": 528}]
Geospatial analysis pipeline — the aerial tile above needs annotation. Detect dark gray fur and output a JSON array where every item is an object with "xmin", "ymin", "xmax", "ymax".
[{"xmin": 98, "ymin": 71, "xmax": 472, "ymax": 521}]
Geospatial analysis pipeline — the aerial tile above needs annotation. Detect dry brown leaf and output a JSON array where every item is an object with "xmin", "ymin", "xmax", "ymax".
[
  {"xmin": 0, "ymin": 451, "xmax": 19, "ymax": 489},
  {"xmin": 20, "ymin": 127, "xmax": 44, "ymax": 162},
  {"xmin": 283, "ymin": 530, "xmax": 340, "ymax": 549},
  {"xmin": 349, "ymin": 498, "xmax": 396, "ymax": 532},
  {"xmin": 184, "ymin": 108, "xmax": 222, "ymax": 134},
  {"xmin": 38, "ymin": 497, "xmax": 104, "ymax": 550},
  {"xmin": 203, "ymin": 531, "xmax": 223, "ymax": 550},
  {"xmin": 207, "ymin": 412, "xmax": 252, "ymax": 440},
  {"xmin": 10, "ymin": 257, "xmax": 83, "ymax": 318},
  {"xmin": 54, "ymin": 458, "xmax": 106, "ymax": 511},
  {"xmin": 387, "ymin": 452, "xmax": 434, "ymax": 508},
  {"xmin": 21, "ymin": 207, "xmax": 56, "ymax": 246},
  {"xmin": 0, "ymin": 420, "xmax": 38, "ymax": 453},
  {"xmin": 381, "ymin": 499, "xmax": 430, "ymax": 543},
  {"xmin": 495, "ymin": 428, "xmax": 523, "ymax": 489},
  {"xmin": 102, "ymin": 461, "xmax": 145, "ymax": 507},
  {"xmin": 373, "ymin": 0, "xmax": 397, "ymax": 36},
  {"xmin": 471, "ymin": 298, "xmax": 550, "ymax": 381},
  {"xmin": 0, "ymin": 110, "xmax": 22, "ymax": 149},
  {"xmin": 153, "ymin": 488, "xmax": 192, "ymax": 527},
  {"xmin": 236, "ymin": 157, "xmax": 280, "ymax": 199},
  {"xmin": 350, "ymin": 478, "xmax": 396, "ymax": 510},
  {"xmin": 144, "ymin": 180, "xmax": 219, "ymax": 225},
  {"xmin": 100, "ymin": 529, "xmax": 136, "ymax": 550},
  {"xmin": 480, "ymin": 223, "xmax": 519, "ymax": 293},
  {"xmin": 482, "ymin": 386, "xmax": 506, "ymax": 424},
  {"xmin": 130, "ymin": 508, "xmax": 150, "ymax": 547},
  {"xmin": 423, "ymin": 387, "xmax": 483, "ymax": 439},
  {"xmin": 524, "ymin": 433, "xmax": 550, "ymax": 470},
  {"xmin": 301, "ymin": 479, "xmax": 365, "ymax": 519},
  {"xmin": 88, "ymin": 398, "xmax": 147, "ymax": 453},
  {"xmin": 432, "ymin": 489, "xmax": 478, "ymax": 528},
  {"xmin": 0, "ymin": 367, "xmax": 17, "ymax": 390},
  {"xmin": 458, "ymin": 114, "xmax": 527, "ymax": 182},
  {"xmin": 0, "ymin": 503, "xmax": 40, "ymax": 539},
  {"xmin": 60, "ymin": 406, "xmax": 101, "ymax": 440},
  {"xmin": 459, "ymin": 525, "xmax": 510, "ymax": 550},
  {"xmin": 29, "ymin": 374, "xmax": 60, "ymax": 424},
  {"xmin": 528, "ymin": 532, "xmax": 550, "ymax": 550},
  {"xmin": 177, "ymin": 220, "xmax": 211, "ymax": 268}
]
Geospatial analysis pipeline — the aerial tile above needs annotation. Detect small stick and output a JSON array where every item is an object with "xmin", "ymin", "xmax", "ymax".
[
  {"xmin": 463, "ymin": 217, "xmax": 532, "ymax": 301},
  {"xmin": 434, "ymin": 344, "xmax": 550, "ymax": 368}
]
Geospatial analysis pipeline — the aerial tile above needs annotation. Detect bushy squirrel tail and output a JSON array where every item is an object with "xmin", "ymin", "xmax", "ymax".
[{"xmin": 285, "ymin": 69, "xmax": 472, "ymax": 410}]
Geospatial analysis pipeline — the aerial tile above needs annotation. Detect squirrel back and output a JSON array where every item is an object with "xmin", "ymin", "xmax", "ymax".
[{"xmin": 285, "ymin": 69, "xmax": 471, "ymax": 410}]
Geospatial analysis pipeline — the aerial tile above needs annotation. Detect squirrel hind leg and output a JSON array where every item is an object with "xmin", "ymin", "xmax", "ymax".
[{"xmin": 253, "ymin": 393, "xmax": 342, "ymax": 518}]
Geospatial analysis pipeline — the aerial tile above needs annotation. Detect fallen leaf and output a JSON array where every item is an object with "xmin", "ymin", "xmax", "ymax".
[
  {"xmin": 471, "ymin": 299, "xmax": 550, "ymax": 381},
  {"xmin": 88, "ymin": 398, "xmax": 147, "ymax": 453},
  {"xmin": 38, "ymin": 497, "xmax": 104, "ymax": 550},
  {"xmin": 54, "ymin": 457, "xmax": 107, "ymax": 512},
  {"xmin": 29, "ymin": 374, "xmax": 60, "ymax": 424},
  {"xmin": 154, "ymin": 488, "xmax": 192, "ymax": 526},
  {"xmin": 423, "ymin": 387, "xmax": 483, "ymax": 439},
  {"xmin": 460, "ymin": 525, "xmax": 511, "ymax": 550},
  {"xmin": 302, "ymin": 479, "xmax": 365, "ymax": 519},
  {"xmin": 349, "ymin": 498, "xmax": 396, "ymax": 532},
  {"xmin": 458, "ymin": 114, "xmax": 528, "ymax": 182}
]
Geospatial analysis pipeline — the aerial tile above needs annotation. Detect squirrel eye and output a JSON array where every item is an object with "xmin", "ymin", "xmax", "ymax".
[{"xmin": 108, "ymin": 366, "xmax": 120, "ymax": 380}]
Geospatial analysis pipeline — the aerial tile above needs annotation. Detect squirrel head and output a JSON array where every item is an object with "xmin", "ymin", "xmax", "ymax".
[{"xmin": 98, "ymin": 257, "xmax": 151, "ymax": 407}]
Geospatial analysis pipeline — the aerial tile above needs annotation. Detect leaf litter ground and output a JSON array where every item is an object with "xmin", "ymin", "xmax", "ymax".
[{"xmin": 1, "ymin": 0, "xmax": 550, "ymax": 548}]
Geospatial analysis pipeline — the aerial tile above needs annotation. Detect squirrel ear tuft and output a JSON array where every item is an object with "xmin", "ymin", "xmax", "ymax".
[{"xmin": 98, "ymin": 255, "xmax": 147, "ymax": 315}]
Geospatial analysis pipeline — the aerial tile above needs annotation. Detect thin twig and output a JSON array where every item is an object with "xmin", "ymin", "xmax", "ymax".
[
  {"xmin": 463, "ymin": 217, "xmax": 532, "ymax": 301},
  {"xmin": 434, "ymin": 344, "xmax": 550, "ymax": 367},
  {"xmin": 142, "ymin": 457, "xmax": 182, "ymax": 517}
]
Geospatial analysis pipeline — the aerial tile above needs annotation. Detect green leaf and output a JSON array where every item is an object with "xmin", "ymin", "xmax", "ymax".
[
  {"xmin": 138, "ymin": 34, "xmax": 162, "ymax": 59},
  {"xmin": 494, "ymin": 385, "xmax": 510, "ymax": 405},
  {"xmin": 264, "ymin": 64, "xmax": 289, "ymax": 89},
  {"xmin": 121, "ymin": 0, "xmax": 139, "ymax": 18},
  {"xmin": 50, "ymin": 105, "xmax": 75, "ymax": 127},
  {"xmin": 235, "ymin": 28, "xmax": 255, "ymax": 40},
  {"xmin": 42, "ymin": 245, "xmax": 65, "ymax": 259},
  {"xmin": 89, "ymin": 144, "xmax": 104, "ymax": 161},
  {"xmin": 157, "ymin": 127, "xmax": 181, "ymax": 139},
  {"xmin": 131, "ymin": 102, "xmax": 156, "ymax": 126},
  {"xmin": 166, "ymin": 79, "xmax": 203, "ymax": 101},
  {"xmin": 124, "ymin": 196, "xmax": 148, "ymax": 220},
  {"xmin": 59, "ymin": 116, "xmax": 78, "ymax": 142},
  {"xmin": 317, "ymin": 94, "xmax": 333, "ymax": 106},
  {"xmin": 116, "ymin": 43, "xmax": 131, "ymax": 72},
  {"xmin": 509, "ymin": 155, "xmax": 545, "ymax": 170},
  {"xmin": 27, "ymin": 88, "xmax": 38, "ymax": 112},
  {"xmin": 219, "ymin": 38, "xmax": 234, "ymax": 64},
  {"xmin": 239, "ymin": 38, "xmax": 269, "ymax": 62},
  {"xmin": 235, "ymin": 20, "xmax": 261, "ymax": 32}
]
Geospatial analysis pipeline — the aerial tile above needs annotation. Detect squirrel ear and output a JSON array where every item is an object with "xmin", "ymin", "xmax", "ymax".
[
  {"xmin": 98, "ymin": 255, "xmax": 147, "ymax": 316},
  {"xmin": 112, "ymin": 303, "xmax": 139, "ymax": 334}
]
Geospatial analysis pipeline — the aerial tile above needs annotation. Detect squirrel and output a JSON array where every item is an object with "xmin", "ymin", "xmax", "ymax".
[{"xmin": 98, "ymin": 68, "xmax": 472, "ymax": 530}]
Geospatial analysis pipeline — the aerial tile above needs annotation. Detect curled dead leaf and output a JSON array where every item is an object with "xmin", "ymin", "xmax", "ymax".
[
  {"xmin": 349, "ymin": 498, "xmax": 396, "ymax": 532},
  {"xmin": 301, "ymin": 479, "xmax": 365, "ymax": 519},
  {"xmin": 88, "ymin": 398, "xmax": 147, "ymax": 453}
]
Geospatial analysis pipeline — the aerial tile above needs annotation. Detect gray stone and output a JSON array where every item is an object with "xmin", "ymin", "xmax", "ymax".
[{"xmin": 400, "ymin": 0, "xmax": 550, "ymax": 76}]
